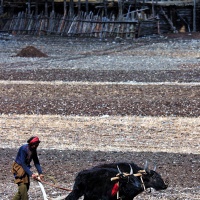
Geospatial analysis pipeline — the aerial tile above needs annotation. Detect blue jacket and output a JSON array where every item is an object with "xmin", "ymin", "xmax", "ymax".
[{"xmin": 15, "ymin": 144, "xmax": 42, "ymax": 176}]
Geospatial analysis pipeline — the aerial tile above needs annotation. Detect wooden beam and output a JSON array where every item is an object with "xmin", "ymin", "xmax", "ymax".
[
  {"xmin": 193, "ymin": 0, "xmax": 196, "ymax": 31},
  {"xmin": 27, "ymin": 0, "xmax": 31, "ymax": 15},
  {"xmin": 45, "ymin": 0, "xmax": 48, "ymax": 16},
  {"xmin": 160, "ymin": 6, "xmax": 177, "ymax": 32},
  {"xmin": 35, "ymin": 0, "xmax": 38, "ymax": 16},
  {"xmin": 52, "ymin": 0, "xmax": 55, "ymax": 13}
]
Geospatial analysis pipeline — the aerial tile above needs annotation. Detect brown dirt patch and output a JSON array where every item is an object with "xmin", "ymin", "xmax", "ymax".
[
  {"xmin": 0, "ymin": 82, "xmax": 199, "ymax": 117},
  {"xmin": 16, "ymin": 46, "xmax": 48, "ymax": 57}
]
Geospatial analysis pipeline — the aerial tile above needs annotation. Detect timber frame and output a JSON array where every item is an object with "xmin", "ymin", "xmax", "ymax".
[{"xmin": 0, "ymin": 0, "xmax": 200, "ymax": 38}]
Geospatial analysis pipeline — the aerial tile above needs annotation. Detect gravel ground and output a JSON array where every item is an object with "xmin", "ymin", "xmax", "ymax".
[
  {"xmin": 0, "ymin": 33, "xmax": 200, "ymax": 71},
  {"xmin": 0, "ymin": 33, "xmax": 200, "ymax": 82},
  {"xmin": 0, "ymin": 32, "xmax": 200, "ymax": 200}
]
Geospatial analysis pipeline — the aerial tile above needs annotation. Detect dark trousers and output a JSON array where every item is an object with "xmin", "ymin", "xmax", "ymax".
[{"xmin": 12, "ymin": 183, "xmax": 29, "ymax": 200}]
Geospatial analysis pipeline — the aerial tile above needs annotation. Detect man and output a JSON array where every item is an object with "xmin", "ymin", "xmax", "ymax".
[{"xmin": 12, "ymin": 136, "xmax": 44, "ymax": 200}]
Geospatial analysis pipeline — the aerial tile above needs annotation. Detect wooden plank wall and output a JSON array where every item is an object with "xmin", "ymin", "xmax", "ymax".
[
  {"xmin": 1, "ymin": 1, "xmax": 200, "ymax": 37},
  {"xmin": 1, "ymin": 11, "xmax": 140, "ymax": 38}
]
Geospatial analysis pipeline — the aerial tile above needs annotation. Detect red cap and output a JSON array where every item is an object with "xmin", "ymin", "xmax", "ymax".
[{"xmin": 29, "ymin": 136, "xmax": 40, "ymax": 144}]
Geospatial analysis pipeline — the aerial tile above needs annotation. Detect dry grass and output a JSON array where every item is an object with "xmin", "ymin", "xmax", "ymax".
[{"xmin": 1, "ymin": 115, "xmax": 199, "ymax": 154}]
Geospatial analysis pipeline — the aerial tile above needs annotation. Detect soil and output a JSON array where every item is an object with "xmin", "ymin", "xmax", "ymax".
[
  {"xmin": 16, "ymin": 46, "xmax": 48, "ymax": 58},
  {"xmin": 0, "ymin": 32, "xmax": 200, "ymax": 200}
]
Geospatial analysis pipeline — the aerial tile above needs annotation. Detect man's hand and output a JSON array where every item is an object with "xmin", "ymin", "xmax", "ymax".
[
  {"xmin": 39, "ymin": 174, "xmax": 44, "ymax": 181},
  {"xmin": 32, "ymin": 173, "xmax": 39, "ymax": 180}
]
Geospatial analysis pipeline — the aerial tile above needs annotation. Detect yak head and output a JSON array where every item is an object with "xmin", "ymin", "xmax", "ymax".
[{"xmin": 142, "ymin": 161, "xmax": 168, "ymax": 191}]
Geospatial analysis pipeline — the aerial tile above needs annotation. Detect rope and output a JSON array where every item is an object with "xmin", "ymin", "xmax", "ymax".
[
  {"xmin": 139, "ymin": 176, "xmax": 146, "ymax": 191},
  {"xmin": 37, "ymin": 179, "xmax": 72, "ymax": 192},
  {"xmin": 38, "ymin": 180, "xmax": 72, "ymax": 192}
]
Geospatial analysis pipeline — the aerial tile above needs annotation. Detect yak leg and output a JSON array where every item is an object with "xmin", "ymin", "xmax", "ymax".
[
  {"xmin": 65, "ymin": 190, "xmax": 83, "ymax": 200},
  {"xmin": 65, "ymin": 181, "xmax": 85, "ymax": 200}
]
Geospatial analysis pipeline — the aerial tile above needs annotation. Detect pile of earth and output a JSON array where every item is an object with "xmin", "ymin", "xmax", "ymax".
[{"xmin": 16, "ymin": 45, "xmax": 48, "ymax": 57}]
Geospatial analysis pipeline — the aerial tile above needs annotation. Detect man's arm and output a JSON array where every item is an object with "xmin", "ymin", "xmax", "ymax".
[{"xmin": 33, "ymin": 152, "xmax": 43, "ymax": 175}]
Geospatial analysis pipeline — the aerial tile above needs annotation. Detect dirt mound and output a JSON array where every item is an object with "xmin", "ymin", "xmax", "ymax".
[{"xmin": 16, "ymin": 46, "xmax": 48, "ymax": 57}]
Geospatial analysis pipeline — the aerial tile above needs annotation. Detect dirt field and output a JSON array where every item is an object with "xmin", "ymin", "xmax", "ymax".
[{"xmin": 0, "ymin": 33, "xmax": 200, "ymax": 200}]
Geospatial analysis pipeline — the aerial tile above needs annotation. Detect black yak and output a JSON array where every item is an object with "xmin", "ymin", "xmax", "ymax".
[{"xmin": 65, "ymin": 161, "xmax": 168, "ymax": 200}]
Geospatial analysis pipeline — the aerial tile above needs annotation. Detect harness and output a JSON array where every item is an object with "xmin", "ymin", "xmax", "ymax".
[{"xmin": 110, "ymin": 170, "xmax": 147, "ymax": 199}]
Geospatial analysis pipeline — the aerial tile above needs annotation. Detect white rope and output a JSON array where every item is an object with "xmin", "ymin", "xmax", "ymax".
[{"xmin": 38, "ymin": 181, "xmax": 48, "ymax": 200}]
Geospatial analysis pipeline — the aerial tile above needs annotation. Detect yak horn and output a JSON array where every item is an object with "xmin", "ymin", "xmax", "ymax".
[
  {"xmin": 117, "ymin": 165, "xmax": 122, "ymax": 174},
  {"xmin": 129, "ymin": 164, "xmax": 133, "ymax": 175},
  {"xmin": 144, "ymin": 160, "xmax": 149, "ymax": 172},
  {"xmin": 153, "ymin": 164, "xmax": 157, "ymax": 171}
]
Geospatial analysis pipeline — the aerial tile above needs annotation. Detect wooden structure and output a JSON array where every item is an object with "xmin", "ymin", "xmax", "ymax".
[{"xmin": 0, "ymin": 0, "xmax": 200, "ymax": 38}]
